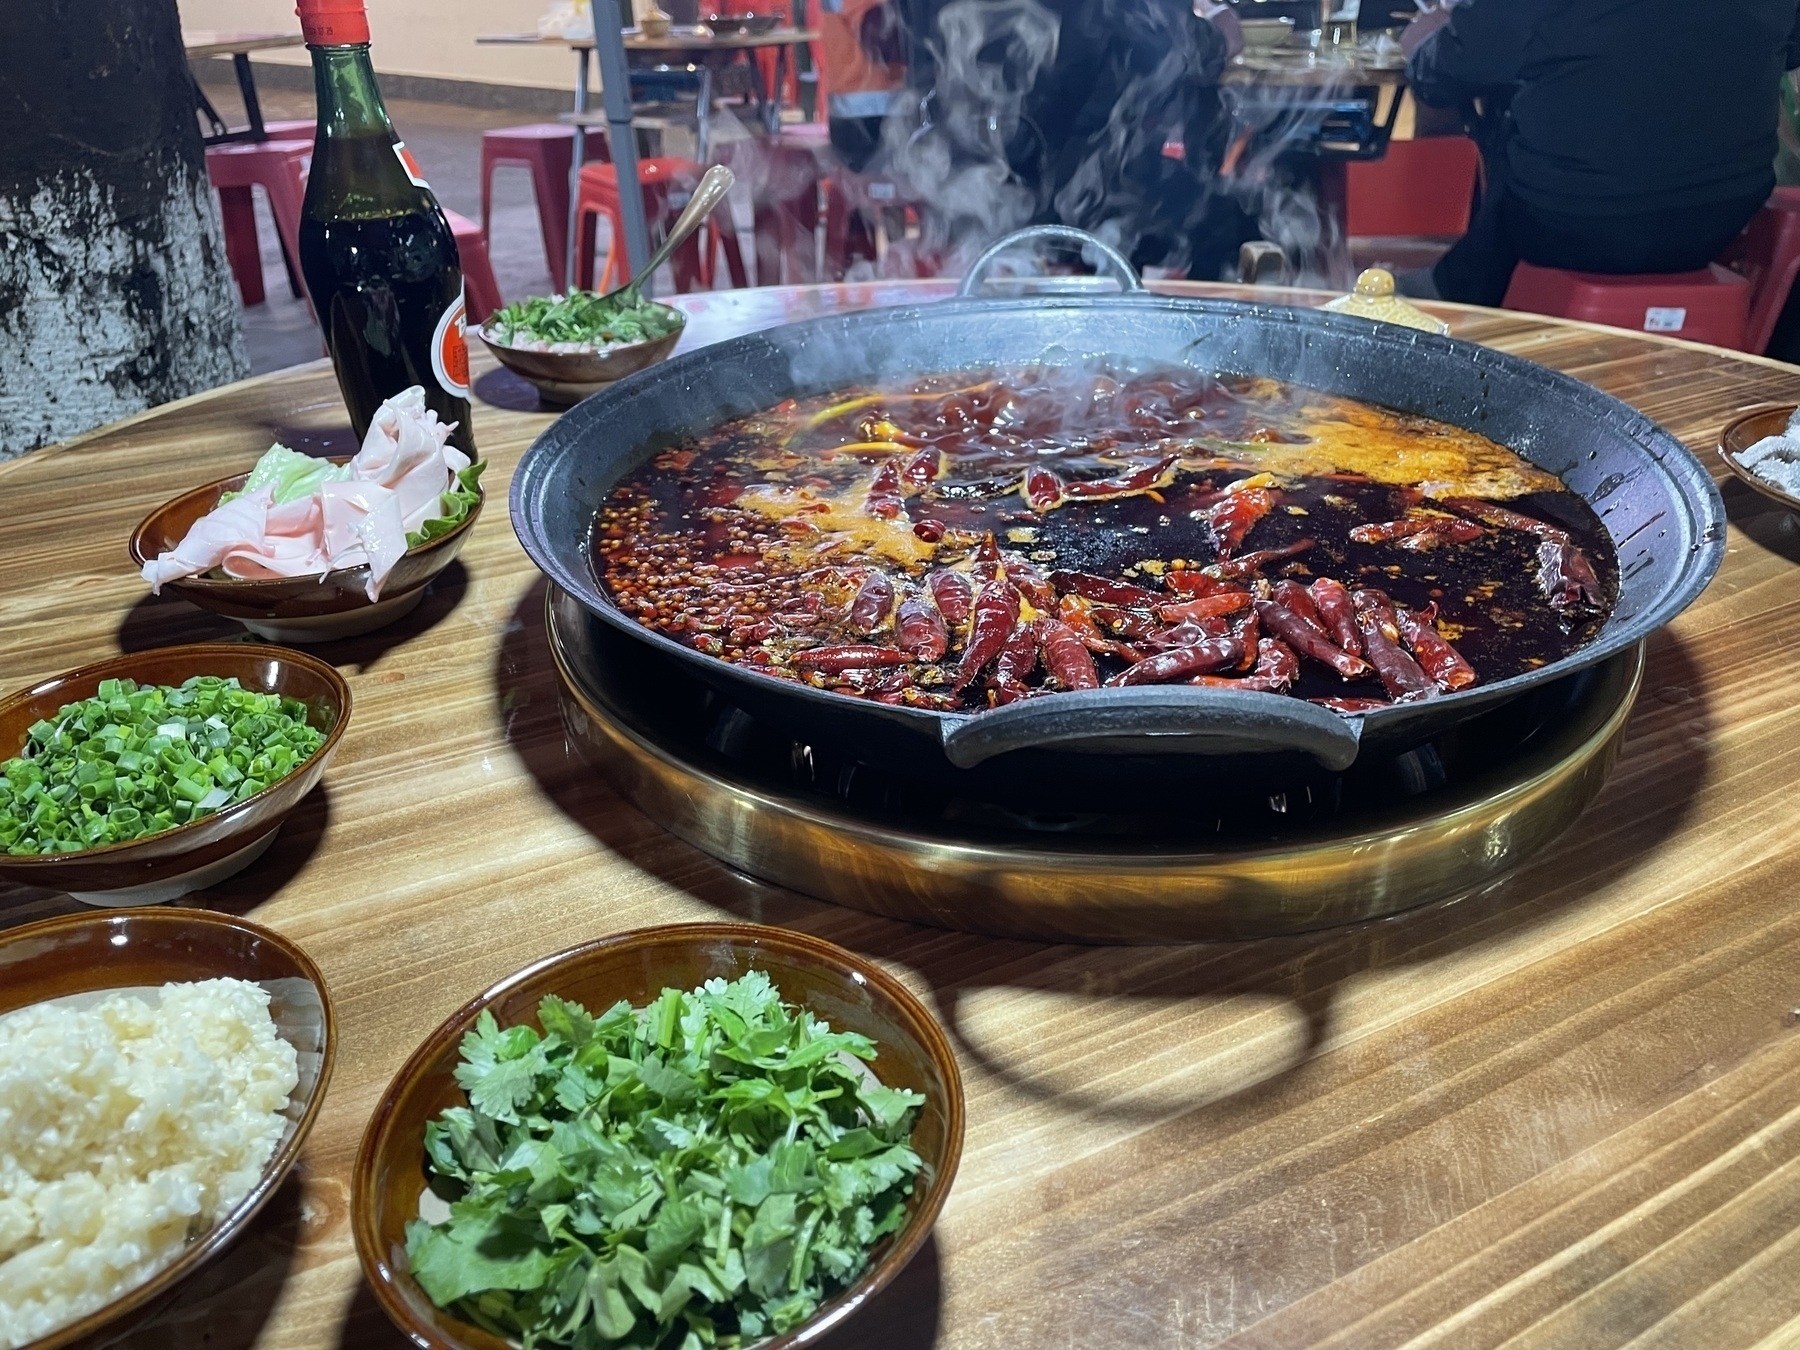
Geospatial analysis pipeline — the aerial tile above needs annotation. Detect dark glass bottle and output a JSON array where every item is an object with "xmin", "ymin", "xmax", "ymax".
[{"xmin": 296, "ymin": 0, "xmax": 474, "ymax": 453}]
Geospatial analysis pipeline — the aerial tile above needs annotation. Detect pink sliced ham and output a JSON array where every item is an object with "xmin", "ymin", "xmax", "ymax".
[{"xmin": 141, "ymin": 387, "xmax": 464, "ymax": 602}]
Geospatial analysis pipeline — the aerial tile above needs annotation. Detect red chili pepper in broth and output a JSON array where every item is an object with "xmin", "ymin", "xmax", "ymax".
[
  {"xmin": 792, "ymin": 645, "xmax": 914, "ymax": 673},
  {"xmin": 1157, "ymin": 590, "xmax": 1251, "ymax": 624},
  {"xmin": 1307, "ymin": 577, "xmax": 1363, "ymax": 658},
  {"xmin": 1108, "ymin": 635, "xmax": 1244, "ymax": 686},
  {"xmin": 1204, "ymin": 538, "xmax": 1314, "ymax": 579},
  {"xmin": 990, "ymin": 622, "xmax": 1039, "ymax": 692},
  {"xmin": 1442, "ymin": 496, "xmax": 1570, "ymax": 543},
  {"xmin": 1003, "ymin": 557, "xmax": 1057, "ymax": 611},
  {"xmin": 912, "ymin": 519, "xmax": 947, "ymax": 543},
  {"xmin": 1254, "ymin": 637, "xmax": 1300, "ymax": 689},
  {"xmin": 1035, "ymin": 618, "xmax": 1100, "ymax": 690},
  {"xmin": 1058, "ymin": 594, "xmax": 1143, "ymax": 661},
  {"xmin": 927, "ymin": 569, "xmax": 974, "ymax": 628},
  {"xmin": 1089, "ymin": 605, "xmax": 1159, "ymax": 641},
  {"xmin": 1049, "ymin": 570, "xmax": 1159, "ymax": 608},
  {"xmin": 1536, "ymin": 539, "xmax": 1603, "ymax": 609},
  {"xmin": 1062, "ymin": 454, "xmax": 1179, "ymax": 500},
  {"xmin": 1351, "ymin": 590, "xmax": 1437, "ymax": 699},
  {"xmin": 1020, "ymin": 466, "xmax": 1065, "ymax": 513},
  {"xmin": 894, "ymin": 590, "xmax": 949, "ymax": 662},
  {"xmin": 1271, "ymin": 580, "xmax": 1320, "ymax": 625},
  {"xmin": 1394, "ymin": 606, "xmax": 1477, "ymax": 691},
  {"xmin": 864, "ymin": 460, "xmax": 903, "ymax": 519},
  {"xmin": 1163, "ymin": 570, "xmax": 1229, "ymax": 598},
  {"xmin": 1204, "ymin": 487, "xmax": 1276, "ymax": 557},
  {"xmin": 848, "ymin": 571, "xmax": 895, "ymax": 635},
  {"xmin": 1232, "ymin": 605, "xmax": 1260, "ymax": 671},
  {"xmin": 952, "ymin": 579, "xmax": 1020, "ymax": 692},
  {"xmin": 901, "ymin": 447, "xmax": 942, "ymax": 489},
  {"xmin": 1254, "ymin": 599, "xmax": 1371, "ymax": 680}
]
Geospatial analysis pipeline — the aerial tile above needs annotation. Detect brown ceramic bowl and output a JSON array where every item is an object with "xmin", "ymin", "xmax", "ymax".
[
  {"xmin": 1718, "ymin": 404, "xmax": 1800, "ymax": 511},
  {"xmin": 354, "ymin": 922, "xmax": 963, "ymax": 1350},
  {"xmin": 0, "ymin": 908, "xmax": 335, "ymax": 1350},
  {"xmin": 476, "ymin": 307, "xmax": 686, "ymax": 407},
  {"xmin": 128, "ymin": 457, "xmax": 483, "ymax": 643},
  {"xmin": 0, "ymin": 645, "xmax": 350, "ymax": 904}
]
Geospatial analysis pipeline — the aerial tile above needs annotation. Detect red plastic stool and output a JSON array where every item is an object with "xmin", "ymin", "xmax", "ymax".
[
  {"xmin": 823, "ymin": 167, "xmax": 925, "ymax": 280},
  {"xmin": 1346, "ymin": 136, "xmax": 1481, "ymax": 238},
  {"xmin": 1720, "ymin": 186, "xmax": 1800, "ymax": 354},
  {"xmin": 207, "ymin": 139, "xmax": 312, "ymax": 307},
  {"xmin": 1503, "ymin": 262, "xmax": 1751, "ymax": 348},
  {"xmin": 726, "ymin": 134, "xmax": 825, "ymax": 284},
  {"xmin": 441, "ymin": 208, "xmax": 504, "ymax": 324},
  {"xmin": 575, "ymin": 159, "xmax": 748, "ymax": 293},
  {"xmin": 481, "ymin": 124, "xmax": 609, "ymax": 293}
]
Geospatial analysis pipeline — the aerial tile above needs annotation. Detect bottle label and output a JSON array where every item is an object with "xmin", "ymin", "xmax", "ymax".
[
  {"xmin": 432, "ymin": 289, "xmax": 471, "ymax": 400},
  {"xmin": 393, "ymin": 141, "xmax": 431, "ymax": 190},
  {"xmin": 296, "ymin": 0, "xmax": 371, "ymax": 44}
]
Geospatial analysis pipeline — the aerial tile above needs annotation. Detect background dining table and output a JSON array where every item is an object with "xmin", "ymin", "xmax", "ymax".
[
  {"xmin": 7, "ymin": 280, "xmax": 1800, "ymax": 1349},
  {"xmin": 183, "ymin": 28, "xmax": 306, "ymax": 145}
]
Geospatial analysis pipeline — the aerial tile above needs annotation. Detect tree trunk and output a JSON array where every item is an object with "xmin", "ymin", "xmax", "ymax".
[{"xmin": 0, "ymin": 0, "xmax": 249, "ymax": 460}]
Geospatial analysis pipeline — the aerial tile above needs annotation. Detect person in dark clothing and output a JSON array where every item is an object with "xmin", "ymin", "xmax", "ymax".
[
  {"xmin": 1403, "ymin": 0, "xmax": 1800, "ymax": 305},
  {"xmin": 897, "ymin": 0, "xmax": 1250, "ymax": 276}
]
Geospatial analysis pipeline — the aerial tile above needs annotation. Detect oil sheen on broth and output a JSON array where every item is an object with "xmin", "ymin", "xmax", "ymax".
[{"xmin": 593, "ymin": 365, "xmax": 1615, "ymax": 713}]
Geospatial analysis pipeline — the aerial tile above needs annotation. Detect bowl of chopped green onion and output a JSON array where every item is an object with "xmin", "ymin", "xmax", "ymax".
[
  {"xmin": 0, "ymin": 645, "xmax": 350, "ymax": 904},
  {"xmin": 477, "ymin": 291, "xmax": 687, "ymax": 407},
  {"xmin": 354, "ymin": 922, "xmax": 964, "ymax": 1350}
]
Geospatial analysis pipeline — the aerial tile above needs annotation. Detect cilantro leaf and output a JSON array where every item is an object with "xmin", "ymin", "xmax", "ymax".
[{"xmin": 409, "ymin": 972, "xmax": 926, "ymax": 1347}]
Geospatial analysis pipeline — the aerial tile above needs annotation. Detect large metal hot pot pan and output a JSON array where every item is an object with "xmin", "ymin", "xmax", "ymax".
[{"xmin": 512, "ymin": 227, "xmax": 1725, "ymax": 772}]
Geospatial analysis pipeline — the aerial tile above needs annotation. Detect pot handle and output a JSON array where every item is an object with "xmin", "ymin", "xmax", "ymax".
[
  {"xmin": 939, "ymin": 687, "xmax": 1363, "ymax": 770},
  {"xmin": 957, "ymin": 225, "xmax": 1145, "ymax": 299}
]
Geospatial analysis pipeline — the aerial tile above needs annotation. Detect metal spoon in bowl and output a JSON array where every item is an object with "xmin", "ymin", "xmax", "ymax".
[{"xmin": 605, "ymin": 162, "xmax": 737, "ymax": 306}]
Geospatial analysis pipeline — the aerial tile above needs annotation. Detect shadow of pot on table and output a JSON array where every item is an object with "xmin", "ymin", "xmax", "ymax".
[{"xmin": 493, "ymin": 578, "xmax": 1714, "ymax": 1124}]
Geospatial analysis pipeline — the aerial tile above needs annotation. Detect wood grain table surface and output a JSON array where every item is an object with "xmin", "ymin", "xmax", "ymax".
[{"xmin": 6, "ymin": 280, "xmax": 1800, "ymax": 1350}]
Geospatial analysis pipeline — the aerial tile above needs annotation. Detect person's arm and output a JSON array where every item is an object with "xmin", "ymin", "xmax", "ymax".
[{"xmin": 1405, "ymin": 0, "xmax": 1542, "ymax": 107}]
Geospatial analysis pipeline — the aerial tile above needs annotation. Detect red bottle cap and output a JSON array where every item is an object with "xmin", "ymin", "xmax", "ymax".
[{"xmin": 296, "ymin": 0, "xmax": 371, "ymax": 45}]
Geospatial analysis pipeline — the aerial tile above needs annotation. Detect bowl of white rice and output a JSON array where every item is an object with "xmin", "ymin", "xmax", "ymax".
[{"xmin": 0, "ymin": 909, "xmax": 333, "ymax": 1350}]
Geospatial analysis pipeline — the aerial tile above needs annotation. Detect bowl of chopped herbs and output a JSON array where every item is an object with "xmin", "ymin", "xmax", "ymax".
[
  {"xmin": 353, "ymin": 922, "xmax": 963, "ymax": 1350},
  {"xmin": 477, "ymin": 291, "xmax": 687, "ymax": 407},
  {"xmin": 0, "ymin": 644, "xmax": 349, "ymax": 904}
]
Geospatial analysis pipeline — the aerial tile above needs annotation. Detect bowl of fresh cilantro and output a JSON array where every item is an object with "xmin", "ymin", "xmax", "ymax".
[
  {"xmin": 477, "ymin": 291, "xmax": 688, "ymax": 407},
  {"xmin": 353, "ymin": 922, "xmax": 964, "ymax": 1350}
]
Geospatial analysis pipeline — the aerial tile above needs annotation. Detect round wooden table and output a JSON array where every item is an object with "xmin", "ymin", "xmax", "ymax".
[{"xmin": 7, "ymin": 283, "xmax": 1800, "ymax": 1350}]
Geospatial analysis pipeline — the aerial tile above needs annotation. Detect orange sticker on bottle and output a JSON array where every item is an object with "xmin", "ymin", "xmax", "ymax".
[
  {"xmin": 432, "ymin": 290, "xmax": 470, "ymax": 399},
  {"xmin": 394, "ymin": 141, "xmax": 431, "ymax": 189}
]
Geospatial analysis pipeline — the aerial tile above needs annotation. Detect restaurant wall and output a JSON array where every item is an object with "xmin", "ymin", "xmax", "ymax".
[{"xmin": 177, "ymin": 0, "xmax": 575, "ymax": 90}]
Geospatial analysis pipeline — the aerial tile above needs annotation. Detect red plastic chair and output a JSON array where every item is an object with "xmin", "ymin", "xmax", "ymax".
[
  {"xmin": 481, "ymin": 124, "xmax": 609, "ymax": 293},
  {"xmin": 1345, "ymin": 136, "xmax": 1481, "ymax": 238},
  {"xmin": 207, "ymin": 139, "xmax": 312, "ymax": 306},
  {"xmin": 441, "ymin": 208, "xmax": 504, "ymax": 324},
  {"xmin": 1721, "ymin": 185, "xmax": 1800, "ymax": 353},
  {"xmin": 823, "ymin": 165, "xmax": 927, "ymax": 279},
  {"xmin": 574, "ymin": 158, "xmax": 748, "ymax": 293},
  {"xmin": 1503, "ymin": 263, "xmax": 1751, "ymax": 348},
  {"xmin": 726, "ymin": 132, "xmax": 826, "ymax": 284},
  {"xmin": 1501, "ymin": 188, "xmax": 1800, "ymax": 352}
]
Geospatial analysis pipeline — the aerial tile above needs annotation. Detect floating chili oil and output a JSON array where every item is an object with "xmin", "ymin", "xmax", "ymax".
[{"xmin": 593, "ymin": 364, "xmax": 1617, "ymax": 713}]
